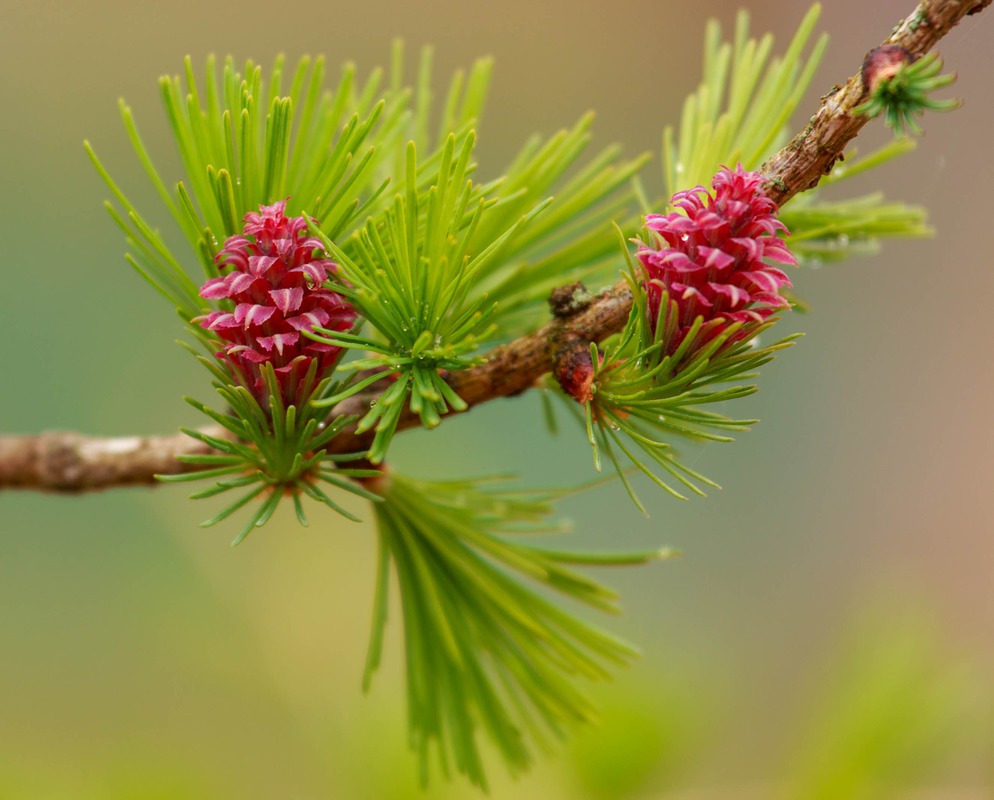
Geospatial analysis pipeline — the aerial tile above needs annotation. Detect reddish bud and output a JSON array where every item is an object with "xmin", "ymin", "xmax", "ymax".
[
  {"xmin": 862, "ymin": 44, "xmax": 913, "ymax": 94},
  {"xmin": 555, "ymin": 338, "xmax": 598, "ymax": 405}
]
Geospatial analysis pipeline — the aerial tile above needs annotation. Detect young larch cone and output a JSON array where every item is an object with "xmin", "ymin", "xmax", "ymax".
[
  {"xmin": 196, "ymin": 200, "xmax": 357, "ymax": 407},
  {"xmin": 637, "ymin": 165, "xmax": 795, "ymax": 356}
]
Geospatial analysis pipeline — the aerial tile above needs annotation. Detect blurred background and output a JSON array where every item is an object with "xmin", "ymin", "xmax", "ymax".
[{"xmin": 2, "ymin": 0, "xmax": 993, "ymax": 797}]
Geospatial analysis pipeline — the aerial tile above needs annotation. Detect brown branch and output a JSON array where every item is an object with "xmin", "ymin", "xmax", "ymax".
[
  {"xmin": 325, "ymin": 281, "xmax": 634, "ymax": 453},
  {"xmin": 0, "ymin": 429, "xmax": 230, "ymax": 492},
  {"xmin": 760, "ymin": 0, "xmax": 993, "ymax": 205},
  {"xmin": 2, "ymin": 0, "xmax": 988, "ymax": 493}
]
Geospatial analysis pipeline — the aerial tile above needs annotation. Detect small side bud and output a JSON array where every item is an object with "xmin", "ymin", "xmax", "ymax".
[
  {"xmin": 554, "ymin": 338, "xmax": 598, "ymax": 404},
  {"xmin": 862, "ymin": 45, "xmax": 913, "ymax": 94},
  {"xmin": 855, "ymin": 48, "xmax": 959, "ymax": 137}
]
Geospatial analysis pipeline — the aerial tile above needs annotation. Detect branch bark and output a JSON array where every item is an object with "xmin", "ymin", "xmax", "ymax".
[
  {"xmin": 0, "ymin": 430, "xmax": 228, "ymax": 492},
  {"xmin": 2, "ymin": 0, "xmax": 988, "ymax": 493},
  {"xmin": 760, "ymin": 0, "xmax": 993, "ymax": 204}
]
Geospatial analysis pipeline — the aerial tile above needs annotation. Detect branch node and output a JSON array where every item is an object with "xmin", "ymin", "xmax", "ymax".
[{"xmin": 548, "ymin": 282, "xmax": 593, "ymax": 319}]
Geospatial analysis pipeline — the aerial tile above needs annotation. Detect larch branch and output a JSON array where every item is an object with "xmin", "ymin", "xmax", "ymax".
[
  {"xmin": 0, "ymin": 430, "xmax": 228, "ymax": 492},
  {"xmin": 1, "ymin": 0, "xmax": 988, "ymax": 493}
]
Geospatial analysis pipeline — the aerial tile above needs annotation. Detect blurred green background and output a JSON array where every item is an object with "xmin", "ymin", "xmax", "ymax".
[{"xmin": 2, "ymin": 0, "xmax": 993, "ymax": 797}]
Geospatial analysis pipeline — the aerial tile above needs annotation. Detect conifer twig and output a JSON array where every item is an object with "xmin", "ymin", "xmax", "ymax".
[
  {"xmin": 0, "ymin": 429, "xmax": 229, "ymax": 492},
  {"xmin": 760, "ymin": 0, "xmax": 992, "ymax": 203},
  {"xmin": 1, "ymin": 0, "xmax": 988, "ymax": 493}
]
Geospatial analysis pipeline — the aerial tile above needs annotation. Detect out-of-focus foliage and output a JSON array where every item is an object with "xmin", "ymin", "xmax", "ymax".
[
  {"xmin": 782, "ymin": 603, "xmax": 982, "ymax": 800},
  {"xmin": 0, "ymin": 597, "xmax": 984, "ymax": 798}
]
